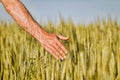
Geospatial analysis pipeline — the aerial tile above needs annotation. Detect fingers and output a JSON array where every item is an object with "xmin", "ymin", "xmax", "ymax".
[
  {"xmin": 53, "ymin": 43, "xmax": 66, "ymax": 59},
  {"xmin": 56, "ymin": 34, "xmax": 68, "ymax": 40},
  {"xmin": 56, "ymin": 39, "xmax": 67, "ymax": 54},
  {"xmin": 45, "ymin": 45, "xmax": 59, "ymax": 60},
  {"xmin": 45, "ymin": 44, "xmax": 64, "ymax": 60}
]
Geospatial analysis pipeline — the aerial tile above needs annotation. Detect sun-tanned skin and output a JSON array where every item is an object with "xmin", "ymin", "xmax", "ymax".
[{"xmin": 1, "ymin": 0, "xmax": 68, "ymax": 60}]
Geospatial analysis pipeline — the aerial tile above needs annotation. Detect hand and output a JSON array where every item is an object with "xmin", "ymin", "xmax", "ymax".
[{"xmin": 39, "ymin": 32, "xmax": 68, "ymax": 60}]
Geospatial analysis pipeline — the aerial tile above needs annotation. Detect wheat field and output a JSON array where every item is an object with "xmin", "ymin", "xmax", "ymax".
[{"xmin": 0, "ymin": 18, "xmax": 120, "ymax": 80}]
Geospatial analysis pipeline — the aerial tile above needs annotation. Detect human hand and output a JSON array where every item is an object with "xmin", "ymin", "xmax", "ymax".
[{"xmin": 39, "ymin": 32, "xmax": 68, "ymax": 60}]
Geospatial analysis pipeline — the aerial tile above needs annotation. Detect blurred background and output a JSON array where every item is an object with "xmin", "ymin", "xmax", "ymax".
[
  {"xmin": 0, "ymin": 1, "xmax": 120, "ymax": 80},
  {"xmin": 0, "ymin": 0, "xmax": 120, "ymax": 24}
]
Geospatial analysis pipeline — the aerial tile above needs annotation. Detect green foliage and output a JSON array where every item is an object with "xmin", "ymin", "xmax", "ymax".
[{"xmin": 0, "ymin": 19, "xmax": 120, "ymax": 80}]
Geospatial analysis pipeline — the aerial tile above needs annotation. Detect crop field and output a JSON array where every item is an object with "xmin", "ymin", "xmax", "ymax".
[{"xmin": 0, "ymin": 19, "xmax": 120, "ymax": 80}]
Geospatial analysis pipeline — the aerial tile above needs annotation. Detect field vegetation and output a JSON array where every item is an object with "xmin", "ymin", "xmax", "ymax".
[{"xmin": 0, "ymin": 18, "xmax": 120, "ymax": 80}]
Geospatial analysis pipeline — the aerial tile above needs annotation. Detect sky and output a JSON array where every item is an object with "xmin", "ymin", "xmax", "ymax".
[{"xmin": 0, "ymin": 0, "xmax": 120, "ymax": 24}]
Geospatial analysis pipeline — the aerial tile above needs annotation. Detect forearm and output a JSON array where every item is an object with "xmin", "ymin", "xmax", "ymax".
[{"xmin": 1, "ymin": 0, "xmax": 45, "ymax": 41}]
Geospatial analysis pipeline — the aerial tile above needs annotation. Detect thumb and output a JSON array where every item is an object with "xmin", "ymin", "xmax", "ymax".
[{"xmin": 56, "ymin": 34, "xmax": 69, "ymax": 40}]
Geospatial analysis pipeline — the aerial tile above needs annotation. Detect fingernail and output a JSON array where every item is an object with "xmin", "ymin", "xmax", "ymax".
[
  {"xmin": 60, "ymin": 56, "xmax": 63, "ymax": 60},
  {"xmin": 65, "ymin": 51, "xmax": 67, "ymax": 54},
  {"xmin": 61, "ymin": 57, "xmax": 63, "ymax": 60},
  {"xmin": 64, "ymin": 55, "xmax": 66, "ymax": 59}
]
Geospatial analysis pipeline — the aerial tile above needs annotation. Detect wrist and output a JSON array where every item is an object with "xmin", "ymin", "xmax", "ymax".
[{"xmin": 33, "ymin": 24, "xmax": 48, "ymax": 42}]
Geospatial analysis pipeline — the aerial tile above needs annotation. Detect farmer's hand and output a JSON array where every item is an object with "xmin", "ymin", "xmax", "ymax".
[{"xmin": 39, "ymin": 32, "xmax": 68, "ymax": 60}]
